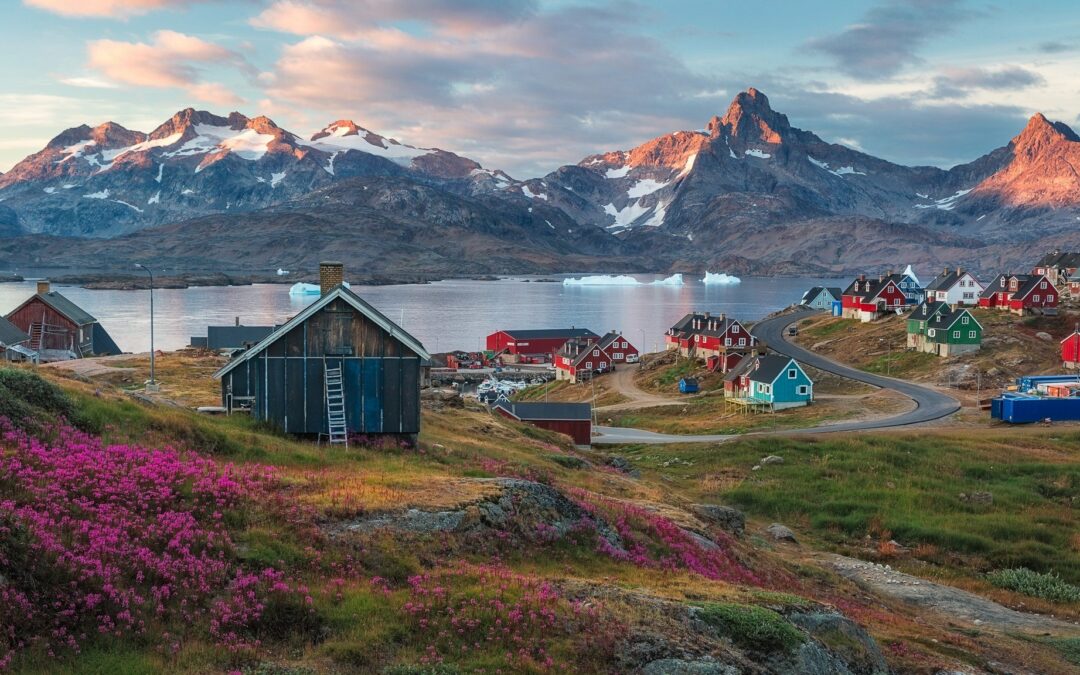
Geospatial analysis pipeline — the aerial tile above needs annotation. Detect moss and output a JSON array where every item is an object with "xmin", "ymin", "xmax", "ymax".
[
  {"xmin": 0, "ymin": 367, "xmax": 77, "ymax": 430},
  {"xmin": 986, "ymin": 568, "xmax": 1080, "ymax": 603},
  {"xmin": 696, "ymin": 602, "xmax": 805, "ymax": 652},
  {"xmin": 547, "ymin": 454, "xmax": 589, "ymax": 469}
]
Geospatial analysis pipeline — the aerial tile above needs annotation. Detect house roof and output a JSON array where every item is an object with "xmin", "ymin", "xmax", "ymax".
[
  {"xmin": 843, "ymin": 277, "xmax": 897, "ymax": 300},
  {"xmin": 91, "ymin": 323, "xmax": 122, "ymax": 356},
  {"xmin": 909, "ymin": 300, "xmax": 949, "ymax": 321},
  {"xmin": 493, "ymin": 400, "xmax": 591, "ymax": 422},
  {"xmin": 0, "ymin": 316, "xmax": 30, "ymax": 347},
  {"xmin": 746, "ymin": 355, "xmax": 800, "ymax": 384},
  {"xmin": 925, "ymin": 269, "xmax": 980, "ymax": 292},
  {"xmin": 980, "ymin": 274, "xmax": 1032, "ymax": 299},
  {"xmin": 801, "ymin": 287, "xmax": 842, "ymax": 303},
  {"xmin": 8, "ymin": 290, "xmax": 98, "ymax": 326},
  {"xmin": 1011, "ymin": 275, "xmax": 1053, "ymax": 301},
  {"xmin": 723, "ymin": 356, "xmax": 756, "ymax": 382},
  {"xmin": 1035, "ymin": 251, "xmax": 1080, "ymax": 269},
  {"xmin": 557, "ymin": 338, "xmax": 605, "ymax": 366},
  {"xmin": 928, "ymin": 306, "xmax": 982, "ymax": 331},
  {"xmin": 668, "ymin": 312, "xmax": 741, "ymax": 336},
  {"xmin": 498, "ymin": 328, "xmax": 599, "ymax": 341},
  {"xmin": 214, "ymin": 285, "xmax": 430, "ymax": 379},
  {"xmin": 596, "ymin": 331, "xmax": 628, "ymax": 351},
  {"xmin": 1060, "ymin": 330, "xmax": 1080, "ymax": 345}
]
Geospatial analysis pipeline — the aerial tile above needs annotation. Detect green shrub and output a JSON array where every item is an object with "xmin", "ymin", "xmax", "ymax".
[
  {"xmin": 382, "ymin": 665, "xmax": 462, "ymax": 675},
  {"xmin": 0, "ymin": 367, "xmax": 76, "ymax": 429},
  {"xmin": 696, "ymin": 602, "xmax": 804, "ymax": 652},
  {"xmin": 986, "ymin": 568, "xmax": 1080, "ymax": 603}
]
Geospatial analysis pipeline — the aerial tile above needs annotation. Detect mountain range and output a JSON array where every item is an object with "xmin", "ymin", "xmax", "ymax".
[{"xmin": 3, "ymin": 88, "xmax": 1080, "ymax": 279}]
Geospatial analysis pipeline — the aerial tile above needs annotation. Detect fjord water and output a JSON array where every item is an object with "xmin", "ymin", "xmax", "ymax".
[{"xmin": 0, "ymin": 275, "xmax": 844, "ymax": 354}]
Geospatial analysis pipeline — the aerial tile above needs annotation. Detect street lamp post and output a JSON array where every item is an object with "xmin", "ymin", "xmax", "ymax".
[{"xmin": 135, "ymin": 263, "xmax": 156, "ymax": 387}]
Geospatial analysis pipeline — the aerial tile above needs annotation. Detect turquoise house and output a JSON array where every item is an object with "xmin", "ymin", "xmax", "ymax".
[
  {"xmin": 800, "ymin": 286, "xmax": 843, "ymax": 311},
  {"xmin": 728, "ymin": 355, "xmax": 813, "ymax": 409}
]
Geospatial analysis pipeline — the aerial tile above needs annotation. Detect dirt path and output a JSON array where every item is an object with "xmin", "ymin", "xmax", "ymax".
[
  {"xmin": 595, "ymin": 365, "xmax": 692, "ymax": 412},
  {"xmin": 823, "ymin": 554, "xmax": 1080, "ymax": 635},
  {"xmin": 42, "ymin": 353, "xmax": 141, "ymax": 378}
]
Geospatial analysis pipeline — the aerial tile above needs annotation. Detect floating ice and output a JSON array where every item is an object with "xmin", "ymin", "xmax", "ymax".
[
  {"xmin": 563, "ymin": 275, "xmax": 642, "ymax": 286},
  {"xmin": 289, "ymin": 281, "xmax": 351, "ymax": 295},
  {"xmin": 701, "ymin": 272, "xmax": 741, "ymax": 285},
  {"xmin": 651, "ymin": 273, "xmax": 684, "ymax": 286}
]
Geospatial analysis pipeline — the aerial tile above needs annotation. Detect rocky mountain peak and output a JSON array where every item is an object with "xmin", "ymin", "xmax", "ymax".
[
  {"xmin": 149, "ymin": 108, "xmax": 236, "ymax": 140},
  {"xmin": 312, "ymin": 120, "xmax": 367, "ymax": 140},
  {"xmin": 708, "ymin": 87, "xmax": 791, "ymax": 145},
  {"xmin": 1013, "ymin": 113, "xmax": 1079, "ymax": 151}
]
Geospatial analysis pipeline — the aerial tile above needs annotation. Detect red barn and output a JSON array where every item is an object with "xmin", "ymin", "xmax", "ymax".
[
  {"xmin": 5, "ymin": 281, "xmax": 121, "ymax": 362},
  {"xmin": 554, "ymin": 339, "xmax": 612, "ymax": 383},
  {"xmin": 841, "ymin": 274, "xmax": 907, "ymax": 322},
  {"xmin": 486, "ymin": 328, "xmax": 599, "ymax": 361},
  {"xmin": 596, "ymin": 330, "xmax": 638, "ymax": 364},
  {"xmin": 493, "ymin": 401, "xmax": 592, "ymax": 446},
  {"xmin": 1062, "ymin": 329, "xmax": 1080, "ymax": 369},
  {"xmin": 1006, "ymin": 275, "xmax": 1058, "ymax": 315}
]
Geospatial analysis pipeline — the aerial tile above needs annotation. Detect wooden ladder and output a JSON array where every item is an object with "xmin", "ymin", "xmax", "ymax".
[
  {"xmin": 324, "ymin": 364, "xmax": 348, "ymax": 447},
  {"xmin": 29, "ymin": 323, "xmax": 44, "ymax": 351}
]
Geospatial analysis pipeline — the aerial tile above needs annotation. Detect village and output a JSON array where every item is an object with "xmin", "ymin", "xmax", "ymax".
[{"xmin": 4, "ymin": 252, "xmax": 1080, "ymax": 447}]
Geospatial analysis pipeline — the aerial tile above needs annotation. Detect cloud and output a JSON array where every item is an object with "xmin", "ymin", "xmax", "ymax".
[
  {"xmin": 1037, "ymin": 40, "xmax": 1074, "ymax": 54},
  {"xmin": 931, "ymin": 65, "xmax": 1045, "ymax": 97},
  {"xmin": 58, "ymin": 76, "xmax": 120, "ymax": 89},
  {"xmin": 805, "ymin": 0, "xmax": 970, "ymax": 80},
  {"xmin": 258, "ymin": 2, "xmax": 722, "ymax": 176},
  {"xmin": 24, "ymin": 0, "xmax": 203, "ymax": 18},
  {"xmin": 86, "ymin": 30, "xmax": 248, "ymax": 105}
]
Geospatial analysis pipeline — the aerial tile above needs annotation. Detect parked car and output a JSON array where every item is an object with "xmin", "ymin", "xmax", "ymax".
[
  {"xmin": 626, "ymin": 353, "xmax": 640, "ymax": 364},
  {"xmin": 787, "ymin": 326, "xmax": 798, "ymax": 337}
]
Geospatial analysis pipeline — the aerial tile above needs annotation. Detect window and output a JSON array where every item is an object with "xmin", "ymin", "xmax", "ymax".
[
  {"xmin": 620, "ymin": 341, "xmax": 627, "ymax": 348},
  {"xmin": 928, "ymin": 329, "xmax": 936, "ymax": 337},
  {"xmin": 694, "ymin": 335, "xmax": 700, "ymax": 342},
  {"xmin": 738, "ymin": 338, "xmax": 746, "ymax": 346},
  {"xmin": 725, "ymin": 337, "xmax": 732, "ymax": 346},
  {"xmin": 962, "ymin": 316, "xmax": 969, "ymax": 324},
  {"xmin": 952, "ymin": 331, "xmax": 960, "ymax": 339},
  {"xmin": 788, "ymin": 369, "xmax": 797, "ymax": 379},
  {"xmin": 1034, "ymin": 295, "xmax": 1040, "ymax": 302},
  {"xmin": 1048, "ymin": 295, "xmax": 1055, "ymax": 302},
  {"xmin": 614, "ymin": 352, "xmax": 622, "ymax": 359},
  {"xmin": 963, "ymin": 292, "xmax": 974, "ymax": 300},
  {"xmin": 969, "ymin": 331, "xmax": 977, "ymax": 339},
  {"xmin": 797, "ymin": 385, "xmax": 808, "ymax": 395},
  {"xmin": 586, "ymin": 362, "xmax": 592, "ymax": 369},
  {"xmin": 732, "ymin": 325, "xmax": 740, "ymax": 333},
  {"xmin": 593, "ymin": 349, "xmax": 599, "ymax": 356},
  {"xmin": 1041, "ymin": 281, "xmax": 1047, "ymax": 288}
]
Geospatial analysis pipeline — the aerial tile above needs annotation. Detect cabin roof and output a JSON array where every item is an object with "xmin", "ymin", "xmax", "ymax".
[
  {"xmin": 0, "ymin": 316, "xmax": 30, "ymax": 346},
  {"xmin": 596, "ymin": 331, "xmax": 627, "ymax": 351},
  {"xmin": 843, "ymin": 277, "xmax": 897, "ymax": 300},
  {"xmin": 1036, "ymin": 251, "xmax": 1080, "ymax": 268},
  {"xmin": 493, "ymin": 400, "xmax": 591, "ymax": 421},
  {"xmin": 214, "ymin": 285, "xmax": 430, "ymax": 379},
  {"xmin": 92, "ymin": 323, "xmax": 123, "ymax": 356},
  {"xmin": 1011, "ymin": 275, "xmax": 1052, "ymax": 301},
  {"xmin": 11, "ymin": 290, "xmax": 98, "ymax": 326},
  {"xmin": 929, "ymin": 306, "xmax": 981, "ymax": 331},
  {"xmin": 909, "ymin": 300, "xmax": 949, "ymax": 321}
]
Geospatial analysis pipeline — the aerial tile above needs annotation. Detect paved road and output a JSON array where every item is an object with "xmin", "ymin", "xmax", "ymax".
[{"xmin": 593, "ymin": 308, "xmax": 960, "ymax": 444}]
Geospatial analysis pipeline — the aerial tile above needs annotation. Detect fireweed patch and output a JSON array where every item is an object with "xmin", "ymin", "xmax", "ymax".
[{"xmin": 0, "ymin": 420, "xmax": 310, "ymax": 667}]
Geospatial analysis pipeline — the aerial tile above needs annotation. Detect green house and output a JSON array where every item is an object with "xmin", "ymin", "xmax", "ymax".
[
  {"xmin": 922, "ymin": 306, "xmax": 982, "ymax": 357},
  {"xmin": 906, "ymin": 300, "xmax": 948, "ymax": 350}
]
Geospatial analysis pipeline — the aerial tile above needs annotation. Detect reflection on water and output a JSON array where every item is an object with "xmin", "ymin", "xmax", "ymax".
[{"xmin": 0, "ymin": 275, "xmax": 844, "ymax": 354}]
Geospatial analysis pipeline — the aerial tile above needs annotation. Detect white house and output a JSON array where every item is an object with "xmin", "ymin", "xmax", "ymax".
[{"xmin": 924, "ymin": 267, "xmax": 984, "ymax": 306}]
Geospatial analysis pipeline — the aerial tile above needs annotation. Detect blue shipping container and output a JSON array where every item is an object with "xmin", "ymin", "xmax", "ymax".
[{"xmin": 991, "ymin": 393, "xmax": 1080, "ymax": 423}]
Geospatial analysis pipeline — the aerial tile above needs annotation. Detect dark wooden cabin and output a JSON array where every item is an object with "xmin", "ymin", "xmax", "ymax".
[
  {"xmin": 5, "ymin": 281, "xmax": 121, "ymax": 361},
  {"xmin": 214, "ymin": 263, "xmax": 430, "ymax": 443}
]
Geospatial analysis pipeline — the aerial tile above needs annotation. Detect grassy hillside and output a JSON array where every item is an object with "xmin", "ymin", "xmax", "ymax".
[{"xmin": 1, "ymin": 362, "xmax": 1078, "ymax": 673}]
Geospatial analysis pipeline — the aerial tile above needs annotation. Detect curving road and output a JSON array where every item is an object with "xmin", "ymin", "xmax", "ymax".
[{"xmin": 593, "ymin": 307, "xmax": 960, "ymax": 444}]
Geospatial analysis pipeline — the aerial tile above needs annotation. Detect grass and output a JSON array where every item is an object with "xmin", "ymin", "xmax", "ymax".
[
  {"xmin": 986, "ymin": 568, "xmax": 1080, "ymax": 603},
  {"xmin": 609, "ymin": 429, "xmax": 1080, "ymax": 590},
  {"xmin": 695, "ymin": 602, "xmax": 804, "ymax": 652}
]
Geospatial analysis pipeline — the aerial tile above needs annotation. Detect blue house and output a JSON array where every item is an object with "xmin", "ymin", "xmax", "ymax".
[
  {"xmin": 726, "ymin": 355, "xmax": 813, "ymax": 409},
  {"xmin": 800, "ymin": 286, "xmax": 843, "ymax": 311},
  {"xmin": 888, "ymin": 265, "xmax": 924, "ymax": 305}
]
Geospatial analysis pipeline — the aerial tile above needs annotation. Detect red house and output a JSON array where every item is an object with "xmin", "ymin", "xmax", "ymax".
[
  {"xmin": 596, "ymin": 331, "xmax": 638, "ymax": 364},
  {"xmin": 841, "ymin": 274, "xmax": 907, "ymax": 322},
  {"xmin": 665, "ymin": 312, "xmax": 756, "ymax": 362},
  {"xmin": 5, "ymin": 281, "xmax": 121, "ymax": 362},
  {"xmin": 979, "ymin": 274, "xmax": 1032, "ymax": 308},
  {"xmin": 493, "ymin": 401, "xmax": 592, "ymax": 446},
  {"xmin": 554, "ymin": 338, "xmax": 612, "ymax": 383},
  {"xmin": 1062, "ymin": 329, "xmax": 1080, "ymax": 369},
  {"xmin": 486, "ymin": 328, "xmax": 599, "ymax": 362},
  {"xmin": 1006, "ymin": 275, "xmax": 1058, "ymax": 315}
]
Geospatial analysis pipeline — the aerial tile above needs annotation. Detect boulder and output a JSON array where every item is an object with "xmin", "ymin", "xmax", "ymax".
[
  {"xmin": 789, "ymin": 612, "xmax": 889, "ymax": 674},
  {"xmin": 1036, "ymin": 331, "xmax": 1053, "ymax": 342},
  {"xmin": 766, "ymin": 523, "xmax": 798, "ymax": 543},
  {"xmin": 692, "ymin": 504, "xmax": 746, "ymax": 537}
]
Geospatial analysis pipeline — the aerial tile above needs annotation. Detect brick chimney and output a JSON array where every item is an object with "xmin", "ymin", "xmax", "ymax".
[
  {"xmin": 319, "ymin": 261, "xmax": 344, "ymax": 295},
  {"xmin": 859, "ymin": 274, "xmax": 866, "ymax": 281},
  {"xmin": 36, "ymin": 280, "xmax": 50, "ymax": 295}
]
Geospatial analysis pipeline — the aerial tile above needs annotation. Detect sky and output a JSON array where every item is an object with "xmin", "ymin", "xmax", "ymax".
[{"xmin": 1, "ymin": 0, "xmax": 1079, "ymax": 178}]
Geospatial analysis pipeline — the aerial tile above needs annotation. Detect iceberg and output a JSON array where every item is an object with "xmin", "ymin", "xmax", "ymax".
[
  {"xmin": 701, "ymin": 272, "xmax": 741, "ymax": 285},
  {"xmin": 563, "ymin": 275, "xmax": 642, "ymax": 286},
  {"xmin": 651, "ymin": 273, "xmax": 684, "ymax": 286},
  {"xmin": 289, "ymin": 281, "xmax": 351, "ymax": 296}
]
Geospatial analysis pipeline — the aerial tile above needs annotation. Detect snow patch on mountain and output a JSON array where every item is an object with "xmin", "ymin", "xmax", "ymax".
[
  {"xmin": 914, "ymin": 188, "xmax": 972, "ymax": 211},
  {"xmin": 645, "ymin": 201, "xmax": 666, "ymax": 227},
  {"xmin": 605, "ymin": 165, "xmax": 631, "ymax": 179},
  {"xmin": 744, "ymin": 149, "xmax": 771, "ymax": 159},
  {"xmin": 113, "ymin": 199, "xmax": 143, "ymax": 213},
  {"xmin": 627, "ymin": 178, "xmax": 669, "ymax": 198},
  {"xmin": 98, "ymin": 132, "xmax": 184, "ymax": 170},
  {"xmin": 270, "ymin": 171, "xmax": 287, "ymax": 188},
  {"xmin": 58, "ymin": 139, "xmax": 97, "ymax": 162},
  {"xmin": 521, "ymin": 185, "xmax": 548, "ymax": 200},
  {"xmin": 43, "ymin": 187, "xmax": 55, "ymax": 194},
  {"xmin": 808, "ymin": 156, "xmax": 866, "ymax": 177},
  {"xmin": 604, "ymin": 200, "xmax": 652, "ymax": 228},
  {"xmin": 83, "ymin": 189, "xmax": 110, "ymax": 199},
  {"xmin": 306, "ymin": 124, "xmax": 428, "ymax": 166},
  {"xmin": 678, "ymin": 153, "xmax": 697, "ymax": 178},
  {"xmin": 148, "ymin": 191, "xmax": 161, "ymax": 205},
  {"xmin": 155, "ymin": 163, "xmax": 164, "ymax": 183}
]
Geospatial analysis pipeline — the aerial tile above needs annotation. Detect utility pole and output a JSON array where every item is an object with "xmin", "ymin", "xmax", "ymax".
[{"xmin": 135, "ymin": 263, "xmax": 156, "ymax": 390}]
